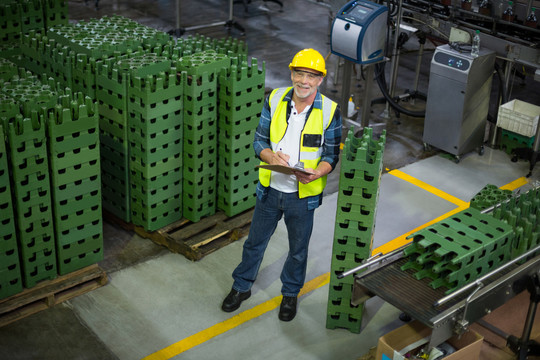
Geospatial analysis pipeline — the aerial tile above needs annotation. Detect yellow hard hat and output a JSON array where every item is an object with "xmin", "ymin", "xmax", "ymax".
[{"xmin": 289, "ymin": 48, "xmax": 327, "ymax": 77}]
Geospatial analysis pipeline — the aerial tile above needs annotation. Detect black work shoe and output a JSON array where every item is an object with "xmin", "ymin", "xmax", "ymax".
[
  {"xmin": 278, "ymin": 296, "xmax": 297, "ymax": 321},
  {"xmin": 221, "ymin": 289, "xmax": 251, "ymax": 312}
]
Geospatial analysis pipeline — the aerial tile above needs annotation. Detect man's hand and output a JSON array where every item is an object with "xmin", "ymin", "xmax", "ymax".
[
  {"xmin": 261, "ymin": 148, "xmax": 290, "ymax": 166},
  {"xmin": 293, "ymin": 168, "xmax": 319, "ymax": 184},
  {"xmin": 293, "ymin": 161, "xmax": 332, "ymax": 184}
]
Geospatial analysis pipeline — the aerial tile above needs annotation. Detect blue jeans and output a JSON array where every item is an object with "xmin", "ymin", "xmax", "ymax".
[{"xmin": 232, "ymin": 187, "xmax": 315, "ymax": 297}]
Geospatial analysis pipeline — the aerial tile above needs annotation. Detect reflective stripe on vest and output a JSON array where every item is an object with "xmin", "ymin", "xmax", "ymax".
[{"xmin": 259, "ymin": 87, "xmax": 337, "ymax": 198}]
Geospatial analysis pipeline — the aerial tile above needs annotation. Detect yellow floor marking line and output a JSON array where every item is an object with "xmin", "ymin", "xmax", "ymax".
[
  {"xmin": 388, "ymin": 169, "xmax": 469, "ymax": 208},
  {"xmin": 372, "ymin": 173, "xmax": 529, "ymax": 255},
  {"xmin": 142, "ymin": 273, "xmax": 330, "ymax": 360},
  {"xmin": 500, "ymin": 176, "xmax": 528, "ymax": 191}
]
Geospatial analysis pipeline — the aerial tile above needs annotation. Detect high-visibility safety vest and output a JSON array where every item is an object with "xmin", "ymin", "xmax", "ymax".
[{"xmin": 259, "ymin": 87, "xmax": 338, "ymax": 198}]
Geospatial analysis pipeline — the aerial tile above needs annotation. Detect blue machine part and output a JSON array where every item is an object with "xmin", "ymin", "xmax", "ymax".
[{"xmin": 330, "ymin": 0, "xmax": 388, "ymax": 64}]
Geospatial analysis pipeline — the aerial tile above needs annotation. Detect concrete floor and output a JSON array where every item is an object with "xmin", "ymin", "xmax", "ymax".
[{"xmin": 1, "ymin": 0, "xmax": 540, "ymax": 359}]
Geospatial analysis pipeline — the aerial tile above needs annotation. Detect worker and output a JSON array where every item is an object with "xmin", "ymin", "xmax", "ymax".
[{"xmin": 221, "ymin": 48, "xmax": 342, "ymax": 321}]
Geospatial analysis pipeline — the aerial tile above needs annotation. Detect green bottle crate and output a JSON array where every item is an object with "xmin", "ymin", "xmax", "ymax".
[
  {"xmin": 184, "ymin": 118, "xmax": 216, "ymax": 140},
  {"xmin": 500, "ymin": 129, "xmax": 534, "ymax": 155},
  {"xmin": 130, "ymin": 152, "xmax": 182, "ymax": 180},
  {"xmin": 116, "ymin": 53, "xmax": 171, "ymax": 78},
  {"xmin": 129, "ymin": 114, "xmax": 183, "ymax": 150},
  {"xmin": 176, "ymin": 50, "xmax": 231, "ymax": 77},
  {"xmin": 72, "ymin": 54, "xmax": 97, "ymax": 99},
  {"xmin": 129, "ymin": 139, "xmax": 182, "ymax": 167},
  {"xmin": 44, "ymin": 42, "xmax": 73, "ymax": 87},
  {"xmin": 217, "ymin": 194, "xmax": 255, "ymax": 217},
  {"xmin": 130, "ymin": 166, "xmax": 182, "ymax": 190},
  {"xmin": 57, "ymin": 244, "xmax": 103, "ymax": 275},
  {"xmin": 218, "ymin": 113, "xmax": 259, "ymax": 136},
  {"xmin": 183, "ymin": 199, "xmax": 216, "ymax": 223},
  {"xmin": 44, "ymin": 0, "xmax": 68, "ymax": 29},
  {"xmin": 131, "ymin": 180, "xmax": 181, "ymax": 209},
  {"xmin": 184, "ymin": 157, "xmax": 216, "ymax": 181},
  {"xmin": 0, "ymin": 260, "xmax": 23, "ymax": 299},
  {"xmin": 131, "ymin": 195, "xmax": 182, "ymax": 231},
  {"xmin": 183, "ymin": 146, "xmax": 215, "ymax": 169},
  {"xmin": 0, "ymin": 2, "xmax": 21, "ymax": 43},
  {"xmin": 0, "ymin": 57, "xmax": 18, "ymax": 81},
  {"xmin": 128, "ymin": 72, "xmax": 184, "ymax": 120},
  {"xmin": 101, "ymin": 175, "xmax": 130, "ymax": 222},
  {"xmin": 20, "ymin": 0, "xmax": 44, "ymax": 33},
  {"xmin": 57, "ymin": 233, "xmax": 102, "ymax": 260},
  {"xmin": 56, "ymin": 218, "xmax": 102, "ymax": 247},
  {"xmin": 217, "ymin": 164, "xmax": 257, "ymax": 189}
]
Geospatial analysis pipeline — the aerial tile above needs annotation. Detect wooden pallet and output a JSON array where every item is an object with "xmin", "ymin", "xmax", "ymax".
[
  {"xmin": 105, "ymin": 208, "xmax": 254, "ymax": 261},
  {"xmin": 0, "ymin": 264, "xmax": 108, "ymax": 327}
]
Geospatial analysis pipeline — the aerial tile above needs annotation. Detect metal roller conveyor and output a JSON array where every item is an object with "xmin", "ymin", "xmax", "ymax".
[{"xmin": 347, "ymin": 244, "xmax": 540, "ymax": 353}]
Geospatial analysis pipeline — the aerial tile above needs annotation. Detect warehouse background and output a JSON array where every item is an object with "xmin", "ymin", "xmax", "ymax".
[{"xmin": 0, "ymin": 0, "xmax": 539, "ymax": 359}]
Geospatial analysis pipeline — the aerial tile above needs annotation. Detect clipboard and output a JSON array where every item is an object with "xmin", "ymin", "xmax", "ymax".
[{"xmin": 255, "ymin": 164, "xmax": 314, "ymax": 176}]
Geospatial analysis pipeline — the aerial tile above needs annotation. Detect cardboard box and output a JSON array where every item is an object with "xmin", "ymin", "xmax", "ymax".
[{"xmin": 376, "ymin": 321, "xmax": 483, "ymax": 360}]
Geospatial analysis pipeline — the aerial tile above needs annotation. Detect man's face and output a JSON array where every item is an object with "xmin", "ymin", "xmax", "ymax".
[{"xmin": 290, "ymin": 67, "xmax": 324, "ymax": 99}]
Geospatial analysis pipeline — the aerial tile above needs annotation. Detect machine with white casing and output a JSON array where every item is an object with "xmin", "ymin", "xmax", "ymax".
[
  {"xmin": 330, "ymin": 0, "xmax": 388, "ymax": 128},
  {"xmin": 330, "ymin": 0, "xmax": 388, "ymax": 64},
  {"xmin": 423, "ymin": 44, "xmax": 496, "ymax": 161}
]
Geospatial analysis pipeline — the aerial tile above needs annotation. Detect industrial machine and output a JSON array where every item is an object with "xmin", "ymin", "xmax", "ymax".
[
  {"xmin": 423, "ymin": 44, "xmax": 496, "ymax": 159},
  {"xmin": 330, "ymin": 0, "xmax": 388, "ymax": 64},
  {"xmin": 348, "ymin": 244, "xmax": 540, "ymax": 356},
  {"xmin": 330, "ymin": 0, "xmax": 389, "ymax": 128},
  {"xmin": 338, "ymin": 191, "xmax": 540, "ymax": 358}
]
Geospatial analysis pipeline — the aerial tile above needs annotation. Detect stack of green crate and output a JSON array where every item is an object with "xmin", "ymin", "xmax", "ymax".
[
  {"xmin": 48, "ymin": 90, "xmax": 102, "ymax": 275},
  {"xmin": 0, "ymin": 123, "xmax": 23, "ymax": 299},
  {"xmin": 126, "ymin": 54, "xmax": 184, "ymax": 231},
  {"xmin": 401, "ymin": 208, "xmax": 514, "ymax": 294},
  {"xmin": 19, "ymin": 30, "xmax": 49, "ymax": 78},
  {"xmin": 1, "ymin": 72, "xmax": 57, "ymax": 120},
  {"xmin": 96, "ymin": 56, "xmax": 131, "ymax": 221},
  {"xmin": 44, "ymin": 38, "xmax": 73, "ymax": 88},
  {"xmin": 72, "ymin": 53, "xmax": 97, "ymax": 99},
  {"xmin": 43, "ymin": 0, "xmax": 68, "ymax": 29},
  {"xmin": 469, "ymin": 184, "xmax": 512, "ymax": 211},
  {"xmin": 7, "ymin": 114, "xmax": 57, "ymax": 288},
  {"xmin": 326, "ymin": 127, "xmax": 386, "ymax": 333},
  {"xmin": 217, "ymin": 56, "xmax": 265, "ymax": 216},
  {"xmin": 0, "ymin": 57, "xmax": 19, "ymax": 82},
  {"xmin": 178, "ymin": 50, "xmax": 230, "ymax": 222},
  {"xmin": 491, "ymin": 187, "xmax": 540, "ymax": 259},
  {"xmin": 19, "ymin": 0, "xmax": 44, "ymax": 33},
  {"xmin": 0, "ymin": 1, "xmax": 22, "ymax": 45}
]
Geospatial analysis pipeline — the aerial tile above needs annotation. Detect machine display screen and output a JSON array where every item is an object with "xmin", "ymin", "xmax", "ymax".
[
  {"xmin": 345, "ymin": 4, "xmax": 373, "ymax": 21},
  {"xmin": 434, "ymin": 52, "xmax": 470, "ymax": 71}
]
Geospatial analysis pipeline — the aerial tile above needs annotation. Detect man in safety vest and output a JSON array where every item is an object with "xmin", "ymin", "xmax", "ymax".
[{"xmin": 221, "ymin": 48, "xmax": 342, "ymax": 321}]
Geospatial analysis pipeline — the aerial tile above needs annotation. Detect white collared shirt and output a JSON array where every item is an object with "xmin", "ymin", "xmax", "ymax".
[{"xmin": 270, "ymin": 101, "xmax": 311, "ymax": 193}]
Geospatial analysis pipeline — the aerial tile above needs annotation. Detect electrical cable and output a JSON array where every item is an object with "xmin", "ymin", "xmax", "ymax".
[
  {"xmin": 375, "ymin": 61, "xmax": 426, "ymax": 117},
  {"xmin": 373, "ymin": 5, "xmax": 426, "ymax": 118}
]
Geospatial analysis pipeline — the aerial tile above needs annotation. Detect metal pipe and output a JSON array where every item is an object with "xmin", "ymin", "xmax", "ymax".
[
  {"xmin": 360, "ymin": 64, "xmax": 375, "ymax": 128},
  {"xmin": 504, "ymin": 60, "xmax": 513, "ymax": 100},
  {"xmin": 341, "ymin": 60, "xmax": 353, "ymax": 120},
  {"xmin": 411, "ymin": 41, "xmax": 424, "ymax": 105},
  {"xmin": 338, "ymin": 244, "xmax": 409, "ymax": 279},
  {"xmin": 434, "ymin": 244, "xmax": 540, "ymax": 307},
  {"xmin": 519, "ymin": 295, "xmax": 538, "ymax": 357},
  {"xmin": 228, "ymin": 0, "xmax": 233, "ymax": 22},
  {"xmin": 388, "ymin": 0, "xmax": 404, "ymax": 98},
  {"xmin": 176, "ymin": 0, "xmax": 181, "ymax": 33}
]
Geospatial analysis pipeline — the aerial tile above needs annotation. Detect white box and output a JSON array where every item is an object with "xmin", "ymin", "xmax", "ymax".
[{"xmin": 497, "ymin": 99, "xmax": 540, "ymax": 137}]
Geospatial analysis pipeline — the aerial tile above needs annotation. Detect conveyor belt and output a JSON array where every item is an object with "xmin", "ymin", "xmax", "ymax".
[{"xmin": 355, "ymin": 256, "xmax": 517, "ymax": 327}]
